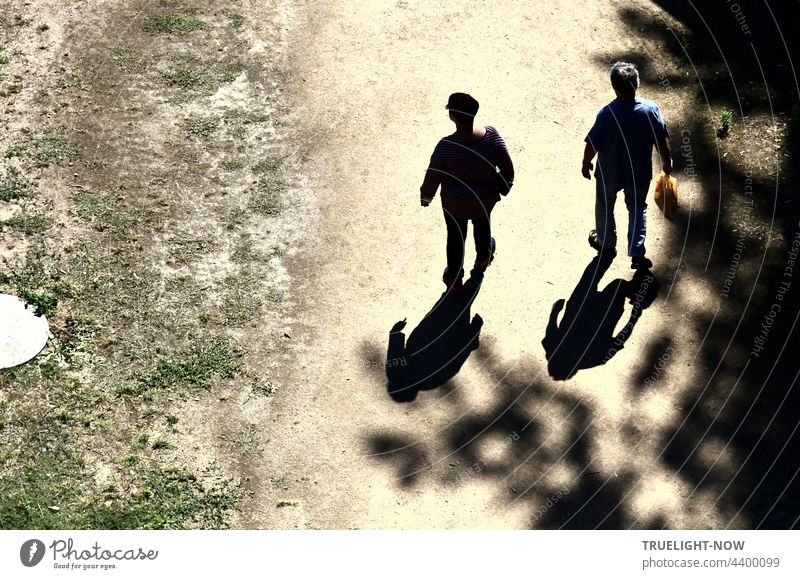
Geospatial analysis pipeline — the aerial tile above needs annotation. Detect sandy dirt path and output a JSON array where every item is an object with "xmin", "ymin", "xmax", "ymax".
[{"xmin": 242, "ymin": 0, "xmax": 725, "ymax": 529}]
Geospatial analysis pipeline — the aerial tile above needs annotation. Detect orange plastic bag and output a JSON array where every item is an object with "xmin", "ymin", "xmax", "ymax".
[{"xmin": 654, "ymin": 172, "xmax": 678, "ymax": 220}]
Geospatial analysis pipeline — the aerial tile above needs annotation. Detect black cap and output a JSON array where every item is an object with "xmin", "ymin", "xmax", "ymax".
[{"xmin": 446, "ymin": 92, "xmax": 479, "ymax": 117}]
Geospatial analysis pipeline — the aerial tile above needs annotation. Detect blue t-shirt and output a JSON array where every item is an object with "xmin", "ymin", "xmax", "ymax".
[{"xmin": 585, "ymin": 97, "xmax": 668, "ymax": 192}]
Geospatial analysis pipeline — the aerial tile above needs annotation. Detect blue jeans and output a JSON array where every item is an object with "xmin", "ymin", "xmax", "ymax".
[{"xmin": 595, "ymin": 179, "xmax": 649, "ymax": 257}]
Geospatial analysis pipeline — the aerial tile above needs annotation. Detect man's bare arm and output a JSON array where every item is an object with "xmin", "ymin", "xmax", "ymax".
[
  {"xmin": 657, "ymin": 136, "xmax": 672, "ymax": 175},
  {"xmin": 582, "ymin": 142, "xmax": 596, "ymax": 180}
]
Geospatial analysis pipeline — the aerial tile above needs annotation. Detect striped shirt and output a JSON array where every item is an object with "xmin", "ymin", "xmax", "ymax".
[{"xmin": 420, "ymin": 125, "xmax": 514, "ymax": 219}]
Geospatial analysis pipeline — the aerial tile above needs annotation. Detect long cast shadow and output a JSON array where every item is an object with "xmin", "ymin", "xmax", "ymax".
[
  {"xmin": 386, "ymin": 269, "xmax": 484, "ymax": 402},
  {"xmin": 542, "ymin": 255, "xmax": 661, "ymax": 380}
]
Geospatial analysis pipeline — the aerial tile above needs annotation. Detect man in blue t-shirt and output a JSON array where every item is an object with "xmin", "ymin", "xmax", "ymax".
[{"xmin": 582, "ymin": 62, "xmax": 672, "ymax": 269}]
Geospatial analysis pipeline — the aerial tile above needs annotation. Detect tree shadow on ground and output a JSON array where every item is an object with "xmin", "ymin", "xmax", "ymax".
[
  {"xmin": 362, "ymin": 337, "xmax": 653, "ymax": 528},
  {"xmin": 542, "ymin": 255, "xmax": 660, "ymax": 380},
  {"xmin": 605, "ymin": 1, "xmax": 800, "ymax": 528}
]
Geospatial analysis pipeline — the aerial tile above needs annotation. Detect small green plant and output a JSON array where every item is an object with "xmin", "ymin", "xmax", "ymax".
[
  {"xmin": 251, "ymin": 378, "xmax": 276, "ymax": 397},
  {"xmin": 220, "ymin": 61, "xmax": 245, "ymax": 83},
  {"xmin": 110, "ymin": 45, "xmax": 146, "ymax": 73},
  {"xmin": 145, "ymin": 14, "xmax": 206, "ymax": 35},
  {"xmin": 182, "ymin": 116, "xmax": 219, "ymax": 139},
  {"xmin": 36, "ymin": 23, "xmax": 49, "ymax": 32},
  {"xmin": 17, "ymin": 287, "xmax": 58, "ymax": 316},
  {"xmin": 227, "ymin": 13, "xmax": 244, "ymax": 29},
  {"xmin": 2, "ymin": 211, "xmax": 51, "ymax": 235},
  {"xmin": 0, "ymin": 166, "xmax": 32, "ymax": 201},
  {"xmin": 0, "ymin": 54, "xmax": 9, "ymax": 65},
  {"xmin": 0, "ymin": 83, "xmax": 22, "ymax": 97},
  {"xmin": 718, "ymin": 110, "xmax": 733, "ymax": 138},
  {"xmin": 276, "ymin": 501, "xmax": 299, "ymax": 508},
  {"xmin": 151, "ymin": 439, "xmax": 172, "ymax": 450}
]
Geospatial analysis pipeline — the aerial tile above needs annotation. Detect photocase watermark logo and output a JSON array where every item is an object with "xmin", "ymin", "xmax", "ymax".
[
  {"xmin": 20, "ymin": 539, "xmax": 46, "ymax": 567},
  {"xmin": 16, "ymin": 538, "xmax": 158, "ymax": 571}
]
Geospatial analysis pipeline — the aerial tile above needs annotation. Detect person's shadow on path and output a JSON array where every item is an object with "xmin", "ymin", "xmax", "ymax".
[
  {"xmin": 542, "ymin": 255, "xmax": 660, "ymax": 381},
  {"xmin": 387, "ymin": 270, "xmax": 484, "ymax": 402}
]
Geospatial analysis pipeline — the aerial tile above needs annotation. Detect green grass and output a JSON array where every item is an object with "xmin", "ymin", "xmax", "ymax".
[
  {"xmin": 160, "ymin": 66, "xmax": 209, "ymax": 90},
  {"xmin": 230, "ymin": 234, "xmax": 260, "ymax": 264},
  {"xmin": 167, "ymin": 233, "xmax": 215, "ymax": 265},
  {"xmin": 69, "ymin": 189, "xmax": 126, "ymax": 231},
  {"xmin": 220, "ymin": 61, "xmax": 245, "ymax": 83},
  {"xmin": 227, "ymin": 13, "xmax": 244, "ymax": 29},
  {"xmin": 145, "ymin": 14, "xmax": 206, "ymax": 35},
  {"xmin": 133, "ymin": 434, "xmax": 150, "ymax": 449},
  {"xmin": 182, "ymin": 115, "xmax": 220, "ymax": 139},
  {"xmin": 0, "ymin": 448, "xmax": 241, "ymax": 529},
  {"xmin": 110, "ymin": 45, "xmax": 146, "ymax": 73},
  {"xmin": 248, "ymin": 176, "xmax": 284, "ymax": 217},
  {"xmin": 0, "ymin": 166, "xmax": 33, "ymax": 201},
  {"xmin": 0, "ymin": 82, "xmax": 22, "ymax": 97},
  {"xmin": 1, "ymin": 211, "xmax": 51, "ymax": 234},
  {"xmin": 158, "ymin": 57, "xmax": 242, "ymax": 95},
  {"xmin": 221, "ymin": 271, "xmax": 263, "ymax": 326},
  {"xmin": 30, "ymin": 136, "xmax": 78, "ymax": 168},
  {"xmin": 151, "ymin": 439, "xmax": 173, "ymax": 450},
  {"xmin": 221, "ymin": 158, "xmax": 244, "ymax": 171},
  {"xmin": 222, "ymin": 107, "xmax": 269, "ymax": 126},
  {"xmin": 252, "ymin": 156, "xmax": 282, "ymax": 174},
  {"xmin": 136, "ymin": 336, "xmax": 243, "ymax": 393},
  {"xmin": 16, "ymin": 286, "xmax": 58, "ymax": 317}
]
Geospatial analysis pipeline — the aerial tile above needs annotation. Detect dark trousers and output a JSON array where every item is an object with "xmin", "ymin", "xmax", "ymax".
[{"xmin": 444, "ymin": 210, "xmax": 491, "ymax": 281}]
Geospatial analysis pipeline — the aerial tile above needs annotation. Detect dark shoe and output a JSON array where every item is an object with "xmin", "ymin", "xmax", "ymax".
[
  {"xmin": 442, "ymin": 267, "xmax": 464, "ymax": 292},
  {"xmin": 631, "ymin": 255, "xmax": 653, "ymax": 270},
  {"xmin": 474, "ymin": 237, "xmax": 496, "ymax": 270},
  {"xmin": 588, "ymin": 229, "xmax": 616, "ymax": 257}
]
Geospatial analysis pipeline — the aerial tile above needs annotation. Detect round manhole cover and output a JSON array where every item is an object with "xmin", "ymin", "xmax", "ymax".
[{"xmin": 0, "ymin": 293, "xmax": 50, "ymax": 369}]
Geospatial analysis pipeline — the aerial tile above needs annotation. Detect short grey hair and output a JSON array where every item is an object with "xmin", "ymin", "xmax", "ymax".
[{"xmin": 610, "ymin": 62, "xmax": 640, "ymax": 92}]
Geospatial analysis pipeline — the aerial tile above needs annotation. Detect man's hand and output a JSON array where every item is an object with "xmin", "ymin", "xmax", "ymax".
[{"xmin": 582, "ymin": 161, "xmax": 593, "ymax": 180}]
